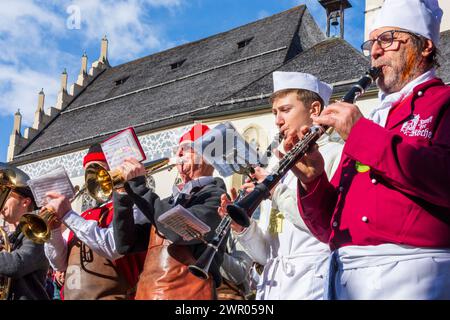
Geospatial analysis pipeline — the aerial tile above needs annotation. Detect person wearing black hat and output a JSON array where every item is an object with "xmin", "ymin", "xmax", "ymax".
[{"xmin": 0, "ymin": 163, "xmax": 50, "ymax": 300}]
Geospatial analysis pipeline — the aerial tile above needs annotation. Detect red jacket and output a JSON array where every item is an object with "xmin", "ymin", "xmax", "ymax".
[{"xmin": 297, "ymin": 78, "xmax": 450, "ymax": 250}]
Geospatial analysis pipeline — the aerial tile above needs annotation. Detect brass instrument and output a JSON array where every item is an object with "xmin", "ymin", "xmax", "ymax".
[
  {"xmin": 18, "ymin": 207, "xmax": 59, "ymax": 244},
  {"xmin": 227, "ymin": 67, "xmax": 382, "ymax": 227},
  {"xmin": 0, "ymin": 163, "xmax": 33, "ymax": 299},
  {"xmin": 0, "ymin": 226, "xmax": 12, "ymax": 300},
  {"xmin": 85, "ymin": 157, "xmax": 177, "ymax": 203}
]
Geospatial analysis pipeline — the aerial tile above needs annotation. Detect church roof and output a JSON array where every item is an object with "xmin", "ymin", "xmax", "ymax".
[
  {"xmin": 15, "ymin": 5, "xmax": 328, "ymax": 163},
  {"xmin": 194, "ymin": 37, "xmax": 370, "ymax": 118}
]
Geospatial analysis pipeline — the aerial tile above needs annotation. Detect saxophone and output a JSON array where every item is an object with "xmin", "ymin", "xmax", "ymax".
[{"xmin": 0, "ymin": 226, "xmax": 12, "ymax": 300}]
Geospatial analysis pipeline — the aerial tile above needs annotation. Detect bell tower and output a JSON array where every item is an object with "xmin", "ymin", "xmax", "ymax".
[{"xmin": 318, "ymin": 0, "xmax": 352, "ymax": 38}]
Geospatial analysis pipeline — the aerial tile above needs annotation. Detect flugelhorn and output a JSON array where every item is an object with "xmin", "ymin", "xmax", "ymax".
[
  {"xmin": 18, "ymin": 184, "xmax": 86, "ymax": 244},
  {"xmin": 85, "ymin": 157, "xmax": 177, "ymax": 203},
  {"xmin": 227, "ymin": 67, "xmax": 381, "ymax": 227}
]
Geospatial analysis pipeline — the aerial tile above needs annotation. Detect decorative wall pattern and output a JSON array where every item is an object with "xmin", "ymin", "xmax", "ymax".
[{"xmin": 18, "ymin": 125, "xmax": 190, "ymax": 179}]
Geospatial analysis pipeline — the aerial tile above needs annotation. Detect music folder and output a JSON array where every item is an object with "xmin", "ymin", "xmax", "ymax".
[
  {"xmin": 101, "ymin": 127, "xmax": 147, "ymax": 170},
  {"xmin": 27, "ymin": 166, "xmax": 75, "ymax": 208},
  {"xmin": 157, "ymin": 205, "xmax": 211, "ymax": 241}
]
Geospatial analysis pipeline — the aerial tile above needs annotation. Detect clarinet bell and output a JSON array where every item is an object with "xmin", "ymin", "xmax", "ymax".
[
  {"xmin": 188, "ymin": 243, "xmax": 217, "ymax": 280},
  {"xmin": 226, "ymin": 204, "xmax": 250, "ymax": 228}
]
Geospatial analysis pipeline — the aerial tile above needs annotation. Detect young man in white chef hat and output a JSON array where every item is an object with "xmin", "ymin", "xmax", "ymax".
[
  {"xmin": 219, "ymin": 72, "xmax": 344, "ymax": 299},
  {"xmin": 289, "ymin": 0, "xmax": 450, "ymax": 299}
]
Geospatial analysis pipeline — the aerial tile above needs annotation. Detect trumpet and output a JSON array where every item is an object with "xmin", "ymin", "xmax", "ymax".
[
  {"xmin": 227, "ymin": 67, "xmax": 382, "ymax": 227},
  {"xmin": 85, "ymin": 157, "xmax": 177, "ymax": 203},
  {"xmin": 18, "ymin": 184, "xmax": 87, "ymax": 244}
]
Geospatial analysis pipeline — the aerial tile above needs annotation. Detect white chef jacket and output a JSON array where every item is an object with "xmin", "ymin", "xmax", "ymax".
[{"xmin": 235, "ymin": 134, "xmax": 343, "ymax": 299}]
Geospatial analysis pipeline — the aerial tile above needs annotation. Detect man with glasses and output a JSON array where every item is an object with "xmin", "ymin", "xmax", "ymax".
[
  {"xmin": 287, "ymin": 0, "xmax": 450, "ymax": 299},
  {"xmin": 112, "ymin": 124, "xmax": 227, "ymax": 299}
]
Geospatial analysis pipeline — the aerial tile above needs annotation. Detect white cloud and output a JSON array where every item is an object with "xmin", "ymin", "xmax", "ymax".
[
  {"xmin": 0, "ymin": 65, "xmax": 59, "ymax": 125},
  {"xmin": 0, "ymin": 0, "xmax": 185, "ymax": 129},
  {"xmin": 145, "ymin": 0, "xmax": 183, "ymax": 7},
  {"xmin": 68, "ymin": 0, "xmax": 183, "ymax": 60},
  {"xmin": 257, "ymin": 10, "xmax": 270, "ymax": 20}
]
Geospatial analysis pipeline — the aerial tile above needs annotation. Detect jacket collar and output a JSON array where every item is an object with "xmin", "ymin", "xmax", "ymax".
[{"xmin": 385, "ymin": 77, "xmax": 445, "ymax": 130}]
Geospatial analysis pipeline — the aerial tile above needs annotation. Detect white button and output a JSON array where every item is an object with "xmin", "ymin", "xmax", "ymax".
[
  {"xmin": 361, "ymin": 216, "xmax": 368, "ymax": 223},
  {"xmin": 339, "ymin": 186, "xmax": 344, "ymax": 192},
  {"xmin": 332, "ymin": 221, "xmax": 338, "ymax": 228},
  {"xmin": 417, "ymin": 91, "xmax": 423, "ymax": 97},
  {"xmin": 371, "ymin": 178, "xmax": 377, "ymax": 184}
]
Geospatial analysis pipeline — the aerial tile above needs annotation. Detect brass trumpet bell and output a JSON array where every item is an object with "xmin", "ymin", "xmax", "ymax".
[
  {"xmin": 18, "ymin": 207, "xmax": 58, "ymax": 244},
  {"xmin": 0, "ymin": 163, "xmax": 31, "ymax": 211},
  {"xmin": 85, "ymin": 157, "xmax": 176, "ymax": 203}
]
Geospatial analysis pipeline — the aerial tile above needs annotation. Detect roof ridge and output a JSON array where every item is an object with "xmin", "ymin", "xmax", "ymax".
[{"xmin": 110, "ymin": 5, "xmax": 306, "ymax": 70}]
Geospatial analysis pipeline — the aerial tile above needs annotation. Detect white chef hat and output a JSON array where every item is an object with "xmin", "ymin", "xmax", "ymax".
[
  {"xmin": 272, "ymin": 71, "xmax": 333, "ymax": 106},
  {"xmin": 370, "ymin": 0, "xmax": 443, "ymax": 46}
]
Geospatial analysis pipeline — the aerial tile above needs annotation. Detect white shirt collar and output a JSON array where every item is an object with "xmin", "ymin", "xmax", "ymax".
[
  {"xmin": 369, "ymin": 69, "xmax": 436, "ymax": 127},
  {"xmin": 172, "ymin": 176, "xmax": 214, "ymax": 200}
]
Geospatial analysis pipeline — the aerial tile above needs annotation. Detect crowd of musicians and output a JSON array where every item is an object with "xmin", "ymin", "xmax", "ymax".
[{"xmin": 1, "ymin": 0, "xmax": 450, "ymax": 300}]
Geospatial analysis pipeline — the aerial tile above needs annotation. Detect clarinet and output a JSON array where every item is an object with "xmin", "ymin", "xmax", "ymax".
[
  {"xmin": 258, "ymin": 132, "xmax": 284, "ymax": 168},
  {"xmin": 227, "ymin": 67, "xmax": 381, "ymax": 227},
  {"xmin": 188, "ymin": 133, "xmax": 286, "ymax": 279}
]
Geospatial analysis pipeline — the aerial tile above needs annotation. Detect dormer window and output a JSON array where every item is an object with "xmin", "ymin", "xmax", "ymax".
[
  {"xmin": 237, "ymin": 37, "xmax": 253, "ymax": 49},
  {"xmin": 114, "ymin": 76, "xmax": 129, "ymax": 86},
  {"xmin": 170, "ymin": 59, "xmax": 186, "ymax": 70}
]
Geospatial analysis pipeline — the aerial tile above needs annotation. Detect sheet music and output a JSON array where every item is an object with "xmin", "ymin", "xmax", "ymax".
[
  {"xmin": 192, "ymin": 122, "xmax": 262, "ymax": 177},
  {"xmin": 157, "ymin": 204, "xmax": 211, "ymax": 241},
  {"xmin": 27, "ymin": 166, "xmax": 75, "ymax": 208},
  {"xmin": 101, "ymin": 128, "xmax": 145, "ymax": 170}
]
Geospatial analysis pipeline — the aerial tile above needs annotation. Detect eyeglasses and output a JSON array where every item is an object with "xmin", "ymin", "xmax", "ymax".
[{"xmin": 361, "ymin": 30, "xmax": 420, "ymax": 57}]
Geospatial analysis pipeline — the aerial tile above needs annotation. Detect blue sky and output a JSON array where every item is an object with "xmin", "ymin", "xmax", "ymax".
[{"xmin": 0, "ymin": 0, "xmax": 366, "ymax": 162}]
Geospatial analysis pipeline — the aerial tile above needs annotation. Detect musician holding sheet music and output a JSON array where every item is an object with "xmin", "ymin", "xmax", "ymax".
[
  {"xmin": 42, "ymin": 144, "xmax": 148, "ymax": 300},
  {"xmin": 112, "ymin": 123, "xmax": 227, "ymax": 300}
]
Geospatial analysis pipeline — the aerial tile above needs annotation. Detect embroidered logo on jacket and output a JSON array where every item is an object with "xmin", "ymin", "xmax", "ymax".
[{"xmin": 400, "ymin": 114, "xmax": 433, "ymax": 138}]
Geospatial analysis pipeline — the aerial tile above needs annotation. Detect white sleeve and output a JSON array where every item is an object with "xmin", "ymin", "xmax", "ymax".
[
  {"xmin": 61, "ymin": 210, "xmax": 123, "ymax": 261},
  {"xmin": 44, "ymin": 228, "xmax": 68, "ymax": 271},
  {"xmin": 234, "ymin": 220, "xmax": 269, "ymax": 265}
]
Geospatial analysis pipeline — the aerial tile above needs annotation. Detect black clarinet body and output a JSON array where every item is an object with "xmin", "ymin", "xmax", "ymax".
[{"xmin": 227, "ymin": 67, "xmax": 381, "ymax": 227}]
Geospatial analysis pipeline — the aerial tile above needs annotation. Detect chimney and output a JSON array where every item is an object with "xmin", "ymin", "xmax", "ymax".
[
  {"xmin": 32, "ymin": 89, "xmax": 45, "ymax": 129},
  {"xmin": 12, "ymin": 109, "xmax": 22, "ymax": 135},
  {"xmin": 7, "ymin": 109, "xmax": 24, "ymax": 162},
  {"xmin": 77, "ymin": 52, "xmax": 89, "ymax": 86},
  {"xmin": 81, "ymin": 51, "xmax": 88, "ymax": 75},
  {"xmin": 90, "ymin": 36, "xmax": 110, "ymax": 74},
  {"xmin": 100, "ymin": 35, "xmax": 108, "ymax": 64},
  {"xmin": 61, "ymin": 68, "xmax": 68, "ymax": 92},
  {"xmin": 56, "ymin": 69, "xmax": 70, "ymax": 109}
]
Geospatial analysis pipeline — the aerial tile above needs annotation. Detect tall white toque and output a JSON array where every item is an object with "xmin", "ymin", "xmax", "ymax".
[
  {"xmin": 370, "ymin": 0, "xmax": 443, "ymax": 46},
  {"xmin": 272, "ymin": 71, "xmax": 333, "ymax": 105}
]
